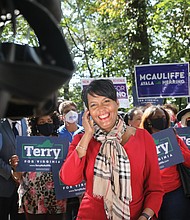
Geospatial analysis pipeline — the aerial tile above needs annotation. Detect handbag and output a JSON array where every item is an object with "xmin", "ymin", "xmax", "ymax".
[{"xmin": 177, "ymin": 163, "xmax": 190, "ymax": 198}]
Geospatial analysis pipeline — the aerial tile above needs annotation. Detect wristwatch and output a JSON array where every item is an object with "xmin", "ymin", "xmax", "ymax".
[{"xmin": 141, "ymin": 212, "xmax": 151, "ymax": 220}]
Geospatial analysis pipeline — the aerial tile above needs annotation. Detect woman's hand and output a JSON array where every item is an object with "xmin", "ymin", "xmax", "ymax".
[
  {"xmin": 76, "ymin": 110, "xmax": 94, "ymax": 158},
  {"xmin": 9, "ymin": 154, "xmax": 19, "ymax": 171},
  {"xmin": 82, "ymin": 110, "xmax": 94, "ymax": 137},
  {"xmin": 9, "ymin": 155, "xmax": 22, "ymax": 184}
]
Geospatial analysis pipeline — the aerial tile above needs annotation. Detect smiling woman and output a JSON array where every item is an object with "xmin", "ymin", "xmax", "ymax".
[
  {"xmin": 86, "ymin": 94, "xmax": 119, "ymax": 132},
  {"xmin": 59, "ymin": 79, "xmax": 164, "ymax": 220}
]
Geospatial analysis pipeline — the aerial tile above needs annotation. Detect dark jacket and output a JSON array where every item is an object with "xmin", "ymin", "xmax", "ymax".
[{"xmin": 0, "ymin": 118, "xmax": 28, "ymax": 197}]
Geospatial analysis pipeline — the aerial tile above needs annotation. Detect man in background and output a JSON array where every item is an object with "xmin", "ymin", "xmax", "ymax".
[{"xmin": 0, "ymin": 118, "xmax": 28, "ymax": 220}]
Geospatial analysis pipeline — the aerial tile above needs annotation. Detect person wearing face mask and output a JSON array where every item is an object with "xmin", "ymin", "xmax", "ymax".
[
  {"xmin": 162, "ymin": 103, "xmax": 182, "ymax": 128},
  {"xmin": 176, "ymin": 103, "xmax": 190, "ymax": 128},
  {"xmin": 58, "ymin": 100, "xmax": 84, "ymax": 220},
  {"xmin": 140, "ymin": 105, "xmax": 190, "ymax": 220},
  {"xmin": 58, "ymin": 100, "xmax": 84, "ymax": 144},
  {"xmin": 18, "ymin": 112, "xmax": 67, "ymax": 220}
]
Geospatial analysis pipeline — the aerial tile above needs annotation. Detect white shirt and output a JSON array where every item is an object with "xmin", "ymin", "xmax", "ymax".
[{"xmin": 7, "ymin": 119, "xmax": 22, "ymax": 136}]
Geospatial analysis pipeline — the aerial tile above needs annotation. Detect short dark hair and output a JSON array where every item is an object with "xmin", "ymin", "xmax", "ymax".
[
  {"xmin": 124, "ymin": 107, "xmax": 143, "ymax": 125},
  {"xmin": 82, "ymin": 79, "xmax": 117, "ymax": 109}
]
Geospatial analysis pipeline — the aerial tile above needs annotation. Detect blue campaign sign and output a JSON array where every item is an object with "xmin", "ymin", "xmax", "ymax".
[
  {"xmin": 16, "ymin": 136, "xmax": 69, "ymax": 172},
  {"xmin": 175, "ymin": 127, "xmax": 190, "ymax": 150},
  {"xmin": 135, "ymin": 63, "xmax": 189, "ymax": 98},
  {"xmin": 152, "ymin": 128, "xmax": 184, "ymax": 170},
  {"xmin": 52, "ymin": 163, "xmax": 86, "ymax": 200},
  {"xmin": 132, "ymin": 86, "xmax": 164, "ymax": 106},
  {"xmin": 136, "ymin": 98, "xmax": 163, "ymax": 106}
]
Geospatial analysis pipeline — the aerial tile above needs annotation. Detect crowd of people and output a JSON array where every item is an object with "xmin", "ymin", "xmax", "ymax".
[{"xmin": 1, "ymin": 78, "xmax": 190, "ymax": 220}]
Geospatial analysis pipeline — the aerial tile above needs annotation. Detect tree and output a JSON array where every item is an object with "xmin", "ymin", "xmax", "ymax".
[
  {"xmin": 150, "ymin": 0, "xmax": 190, "ymax": 109},
  {"xmin": 150, "ymin": 0, "xmax": 190, "ymax": 63},
  {"xmin": 1, "ymin": 0, "xmax": 190, "ymax": 110},
  {"xmin": 60, "ymin": 0, "xmax": 150, "ymax": 110}
]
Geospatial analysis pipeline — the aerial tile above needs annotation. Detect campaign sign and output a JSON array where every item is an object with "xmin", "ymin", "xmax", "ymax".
[
  {"xmin": 175, "ymin": 127, "xmax": 190, "ymax": 150},
  {"xmin": 136, "ymin": 98, "xmax": 163, "ymax": 106},
  {"xmin": 135, "ymin": 63, "xmax": 189, "ymax": 98},
  {"xmin": 132, "ymin": 86, "xmax": 164, "ymax": 106},
  {"xmin": 16, "ymin": 136, "xmax": 69, "ymax": 172},
  {"xmin": 81, "ymin": 77, "xmax": 129, "ymax": 108},
  {"xmin": 152, "ymin": 128, "xmax": 184, "ymax": 170},
  {"xmin": 52, "ymin": 163, "xmax": 86, "ymax": 200}
]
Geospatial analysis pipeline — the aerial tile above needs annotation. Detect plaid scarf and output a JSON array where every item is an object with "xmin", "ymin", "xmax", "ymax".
[{"xmin": 93, "ymin": 115, "xmax": 132, "ymax": 220}]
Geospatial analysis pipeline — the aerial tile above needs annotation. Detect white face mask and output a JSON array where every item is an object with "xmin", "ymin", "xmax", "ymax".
[{"xmin": 65, "ymin": 110, "xmax": 78, "ymax": 123}]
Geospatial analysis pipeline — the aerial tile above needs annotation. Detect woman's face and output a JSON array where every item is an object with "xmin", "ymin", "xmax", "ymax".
[
  {"xmin": 36, "ymin": 115, "xmax": 54, "ymax": 136},
  {"xmin": 87, "ymin": 94, "xmax": 119, "ymax": 132},
  {"xmin": 148, "ymin": 108, "xmax": 167, "ymax": 133},
  {"xmin": 128, "ymin": 110, "xmax": 143, "ymax": 128},
  {"xmin": 37, "ymin": 115, "xmax": 53, "ymax": 125}
]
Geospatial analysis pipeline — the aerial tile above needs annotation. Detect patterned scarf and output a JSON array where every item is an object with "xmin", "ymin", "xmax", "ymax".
[{"xmin": 93, "ymin": 115, "xmax": 132, "ymax": 220}]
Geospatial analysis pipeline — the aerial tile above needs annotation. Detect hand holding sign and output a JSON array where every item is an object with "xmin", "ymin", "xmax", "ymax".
[{"xmin": 16, "ymin": 136, "xmax": 69, "ymax": 172}]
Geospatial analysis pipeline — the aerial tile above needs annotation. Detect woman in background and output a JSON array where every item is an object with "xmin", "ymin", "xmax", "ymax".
[
  {"xmin": 124, "ymin": 106, "xmax": 143, "ymax": 128},
  {"xmin": 140, "ymin": 105, "xmax": 190, "ymax": 220},
  {"xmin": 18, "ymin": 112, "xmax": 66, "ymax": 220}
]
